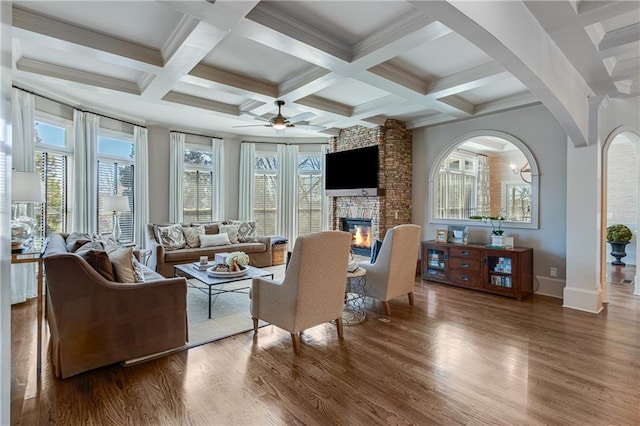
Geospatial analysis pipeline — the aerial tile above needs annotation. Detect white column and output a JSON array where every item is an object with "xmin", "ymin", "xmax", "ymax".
[{"xmin": 564, "ymin": 138, "xmax": 604, "ymax": 313}]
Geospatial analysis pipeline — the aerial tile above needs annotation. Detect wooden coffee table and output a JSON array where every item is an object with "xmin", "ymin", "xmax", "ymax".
[{"xmin": 174, "ymin": 264, "xmax": 274, "ymax": 319}]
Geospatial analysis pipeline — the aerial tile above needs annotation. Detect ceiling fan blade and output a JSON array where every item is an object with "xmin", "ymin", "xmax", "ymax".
[
  {"xmin": 240, "ymin": 111, "xmax": 270, "ymax": 122},
  {"xmin": 287, "ymin": 112, "xmax": 315, "ymax": 124},
  {"xmin": 232, "ymin": 124, "xmax": 271, "ymax": 128}
]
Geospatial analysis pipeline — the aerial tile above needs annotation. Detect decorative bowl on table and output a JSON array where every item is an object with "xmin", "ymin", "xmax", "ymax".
[{"xmin": 207, "ymin": 264, "xmax": 248, "ymax": 278}]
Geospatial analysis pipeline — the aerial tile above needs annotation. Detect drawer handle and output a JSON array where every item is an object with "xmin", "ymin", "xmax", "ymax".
[
  {"xmin": 444, "ymin": 254, "xmax": 448, "ymax": 260},
  {"xmin": 460, "ymin": 276, "xmax": 469, "ymax": 281},
  {"xmin": 461, "ymin": 263, "xmax": 470, "ymax": 268},
  {"xmin": 461, "ymin": 251, "xmax": 470, "ymax": 256}
]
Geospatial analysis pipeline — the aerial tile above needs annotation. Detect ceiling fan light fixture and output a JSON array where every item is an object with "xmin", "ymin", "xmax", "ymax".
[{"xmin": 272, "ymin": 122, "xmax": 287, "ymax": 130}]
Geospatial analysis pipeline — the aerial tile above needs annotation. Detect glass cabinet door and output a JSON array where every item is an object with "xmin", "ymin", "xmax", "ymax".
[
  {"xmin": 483, "ymin": 253, "xmax": 517, "ymax": 293},
  {"xmin": 423, "ymin": 247, "xmax": 448, "ymax": 280}
]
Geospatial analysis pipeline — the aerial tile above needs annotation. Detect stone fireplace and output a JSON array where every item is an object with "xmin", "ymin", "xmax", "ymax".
[{"xmin": 329, "ymin": 119, "xmax": 412, "ymax": 248}]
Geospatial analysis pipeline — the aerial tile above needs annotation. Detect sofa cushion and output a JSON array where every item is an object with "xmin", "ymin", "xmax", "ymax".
[
  {"xmin": 108, "ymin": 247, "xmax": 145, "ymax": 283},
  {"xmin": 75, "ymin": 242, "xmax": 115, "ymax": 281},
  {"xmin": 164, "ymin": 242, "xmax": 267, "ymax": 263},
  {"xmin": 191, "ymin": 222, "xmax": 226, "ymax": 235},
  {"xmin": 65, "ymin": 232, "xmax": 92, "ymax": 252},
  {"xmin": 200, "ymin": 233, "xmax": 231, "ymax": 247},
  {"xmin": 156, "ymin": 224, "xmax": 186, "ymax": 250},
  {"xmin": 183, "ymin": 225, "xmax": 205, "ymax": 248},
  {"xmin": 231, "ymin": 220, "xmax": 257, "ymax": 242},
  {"xmin": 219, "ymin": 224, "xmax": 240, "ymax": 244}
]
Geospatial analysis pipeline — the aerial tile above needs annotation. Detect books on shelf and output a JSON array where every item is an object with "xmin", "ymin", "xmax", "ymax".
[
  {"xmin": 490, "ymin": 274, "xmax": 512, "ymax": 288},
  {"xmin": 493, "ymin": 257, "xmax": 512, "ymax": 274}
]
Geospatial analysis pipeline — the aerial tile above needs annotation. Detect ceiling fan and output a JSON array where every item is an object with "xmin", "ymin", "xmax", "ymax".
[{"xmin": 234, "ymin": 100, "xmax": 325, "ymax": 131}]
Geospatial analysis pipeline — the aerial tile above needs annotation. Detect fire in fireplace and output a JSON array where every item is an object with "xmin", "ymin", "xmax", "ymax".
[{"xmin": 341, "ymin": 218, "xmax": 372, "ymax": 256}]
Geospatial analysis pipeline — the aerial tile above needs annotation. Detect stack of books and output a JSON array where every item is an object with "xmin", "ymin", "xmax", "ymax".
[{"xmin": 192, "ymin": 262, "xmax": 213, "ymax": 271}]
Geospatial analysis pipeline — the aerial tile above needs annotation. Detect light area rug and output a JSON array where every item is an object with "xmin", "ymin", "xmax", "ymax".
[
  {"xmin": 123, "ymin": 264, "xmax": 285, "ymax": 366},
  {"xmin": 186, "ymin": 264, "xmax": 285, "ymax": 348}
]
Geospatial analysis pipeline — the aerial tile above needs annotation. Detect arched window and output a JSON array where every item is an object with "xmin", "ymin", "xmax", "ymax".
[{"xmin": 430, "ymin": 131, "xmax": 539, "ymax": 229}]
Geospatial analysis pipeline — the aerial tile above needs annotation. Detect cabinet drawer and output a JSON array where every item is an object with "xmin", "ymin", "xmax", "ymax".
[
  {"xmin": 449, "ymin": 257, "xmax": 481, "ymax": 272},
  {"xmin": 450, "ymin": 270, "xmax": 481, "ymax": 287},
  {"xmin": 449, "ymin": 246, "xmax": 481, "ymax": 259}
]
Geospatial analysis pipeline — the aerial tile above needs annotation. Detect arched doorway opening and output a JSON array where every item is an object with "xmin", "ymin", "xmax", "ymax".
[{"xmin": 602, "ymin": 127, "xmax": 640, "ymax": 300}]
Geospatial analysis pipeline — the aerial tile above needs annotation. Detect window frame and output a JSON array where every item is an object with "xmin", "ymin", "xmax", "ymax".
[
  {"xmin": 296, "ymin": 153, "xmax": 323, "ymax": 236},
  {"xmin": 253, "ymin": 151, "xmax": 278, "ymax": 236},
  {"xmin": 183, "ymin": 143, "xmax": 214, "ymax": 223}
]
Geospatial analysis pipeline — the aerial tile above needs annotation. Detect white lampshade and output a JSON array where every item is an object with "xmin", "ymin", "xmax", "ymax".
[
  {"xmin": 12, "ymin": 171, "xmax": 44, "ymax": 203},
  {"xmin": 103, "ymin": 195, "xmax": 130, "ymax": 212}
]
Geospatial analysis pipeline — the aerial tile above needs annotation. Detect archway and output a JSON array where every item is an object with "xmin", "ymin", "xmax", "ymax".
[{"xmin": 602, "ymin": 127, "xmax": 640, "ymax": 300}]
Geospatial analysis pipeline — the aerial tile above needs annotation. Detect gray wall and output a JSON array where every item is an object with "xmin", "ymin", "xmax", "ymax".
[{"xmin": 412, "ymin": 104, "xmax": 568, "ymax": 297}]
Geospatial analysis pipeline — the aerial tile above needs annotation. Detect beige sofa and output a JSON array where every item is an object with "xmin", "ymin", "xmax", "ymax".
[
  {"xmin": 43, "ymin": 233, "xmax": 188, "ymax": 378},
  {"xmin": 145, "ymin": 222, "xmax": 272, "ymax": 277}
]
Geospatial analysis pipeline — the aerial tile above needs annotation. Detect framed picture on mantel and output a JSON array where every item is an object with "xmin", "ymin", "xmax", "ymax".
[{"xmin": 435, "ymin": 229, "xmax": 447, "ymax": 243}]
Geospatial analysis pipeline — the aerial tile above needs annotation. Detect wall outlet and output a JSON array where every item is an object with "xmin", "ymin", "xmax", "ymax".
[{"xmin": 550, "ymin": 267, "xmax": 558, "ymax": 278}]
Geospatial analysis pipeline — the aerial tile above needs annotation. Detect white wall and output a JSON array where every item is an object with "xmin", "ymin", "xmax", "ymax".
[
  {"xmin": 413, "ymin": 104, "xmax": 568, "ymax": 297},
  {"xmin": 1, "ymin": 2, "xmax": 12, "ymax": 423}
]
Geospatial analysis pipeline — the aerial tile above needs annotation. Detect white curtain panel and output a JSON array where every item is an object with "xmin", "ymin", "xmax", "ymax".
[
  {"xmin": 277, "ymin": 144, "xmax": 298, "ymax": 242},
  {"xmin": 134, "ymin": 126, "xmax": 149, "ymax": 248},
  {"xmin": 72, "ymin": 110, "xmax": 99, "ymax": 233},
  {"xmin": 238, "ymin": 142, "xmax": 255, "ymax": 221},
  {"xmin": 168, "ymin": 132, "xmax": 185, "ymax": 223},
  {"xmin": 212, "ymin": 138, "xmax": 225, "ymax": 221},
  {"xmin": 11, "ymin": 88, "xmax": 37, "ymax": 304},
  {"xmin": 320, "ymin": 144, "xmax": 330, "ymax": 231}
]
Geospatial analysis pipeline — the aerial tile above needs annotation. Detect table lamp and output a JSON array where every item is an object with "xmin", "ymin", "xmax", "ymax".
[
  {"xmin": 11, "ymin": 171, "xmax": 44, "ymax": 251},
  {"xmin": 103, "ymin": 195, "xmax": 130, "ymax": 242}
]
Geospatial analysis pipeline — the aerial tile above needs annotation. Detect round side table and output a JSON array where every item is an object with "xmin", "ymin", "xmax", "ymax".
[{"xmin": 344, "ymin": 267, "xmax": 367, "ymax": 325}]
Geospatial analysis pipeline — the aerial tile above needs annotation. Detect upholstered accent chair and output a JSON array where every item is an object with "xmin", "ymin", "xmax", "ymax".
[
  {"xmin": 250, "ymin": 230, "xmax": 352, "ymax": 354},
  {"xmin": 358, "ymin": 224, "xmax": 422, "ymax": 317}
]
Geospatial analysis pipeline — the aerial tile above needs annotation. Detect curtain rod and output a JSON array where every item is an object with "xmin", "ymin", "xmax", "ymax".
[
  {"xmin": 171, "ymin": 130, "xmax": 222, "ymax": 140},
  {"xmin": 13, "ymin": 85, "xmax": 147, "ymax": 129},
  {"xmin": 242, "ymin": 140, "xmax": 329, "ymax": 146}
]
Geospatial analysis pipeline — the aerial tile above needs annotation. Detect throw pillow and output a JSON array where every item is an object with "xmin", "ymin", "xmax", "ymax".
[
  {"xmin": 108, "ymin": 247, "xmax": 144, "ymax": 283},
  {"xmin": 200, "ymin": 233, "xmax": 231, "ymax": 247},
  {"xmin": 219, "ymin": 224, "xmax": 240, "ymax": 244},
  {"xmin": 75, "ymin": 242, "xmax": 115, "ymax": 281},
  {"xmin": 65, "ymin": 232, "xmax": 92, "ymax": 252},
  {"xmin": 231, "ymin": 220, "xmax": 257, "ymax": 242},
  {"xmin": 183, "ymin": 225, "xmax": 205, "ymax": 248},
  {"xmin": 156, "ymin": 224, "xmax": 186, "ymax": 250},
  {"xmin": 195, "ymin": 222, "xmax": 225, "ymax": 235}
]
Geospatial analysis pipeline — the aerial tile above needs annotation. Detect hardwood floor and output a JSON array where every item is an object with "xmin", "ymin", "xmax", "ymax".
[{"xmin": 11, "ymin": 269, "xmax": 639, "ymax": 425}]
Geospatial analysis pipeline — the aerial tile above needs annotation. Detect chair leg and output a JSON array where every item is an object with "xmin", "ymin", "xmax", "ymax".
[
  {"xmin": 252, "ymin": 318, "xmax": 259, "ymax": 333},
  {"xmin": 290, "ymin": 332, "xmax": 301, "ymax": 354},
  {"xmin": 408, "ymin": 292, "xmax": 414, "ymax": 307},
  {"xmin": 335, "ymin": 317, "xmax": 344, "ymax": 338},
  {"xmin": 382, "ymin": 301, "xmax": 391, "ymax": 317}
]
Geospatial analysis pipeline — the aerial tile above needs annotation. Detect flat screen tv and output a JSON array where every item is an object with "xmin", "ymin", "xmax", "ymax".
[{"xmin": 325, "ymin": 145, "xmax": 379, "ymax": 195}]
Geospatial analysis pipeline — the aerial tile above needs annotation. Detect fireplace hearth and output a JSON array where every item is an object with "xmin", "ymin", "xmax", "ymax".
[{"xmin": 341, "ymin": 218, "xmax": 372, "ymax": 256}]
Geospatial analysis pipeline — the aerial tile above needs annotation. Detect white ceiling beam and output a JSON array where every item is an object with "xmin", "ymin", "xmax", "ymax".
[
  {"xmin": 437, "ymin": 95, "xmax": 475, "ymax": 116},
  {"xmin": 577, "ymin": 0, "xmax": 640, "ymax": 26},
  {"xmin": 474, "ymin": 91, "xmax": 540, "ymax": 115},
  {"xmin": 161, "ymin": 91, "xmax": 240, "ymax": 115},
  {"xmin": 525, "ymin": 0, "xmax": 620, "ymax": 97},
  {"xmin": 187, "ymin": 63, "xmax": 278, "ymax": 99},
  {"xmin": 157, "ymin": 0, "xmax": 261, "ymax": 31},
  {"xmin": 406, "ymin": 113, "xmax": 455, "ymax": 129},
  {"xmin": 413, "ymin": 0, "xmax": 591, "ymax": 147},
  {"xmin": 426, "ymin": 62, "xmax": 509, "ymax": 98},
  {"xmin": 141, "ymin": 16, "xmax": 229, "ymax": 100},
  {"xmin": 16, "ymin": 58, "xmax": 140, "ymax": 94},
  {"xmin": 13, "ymin": 7, "xmax": 163, "ymax": 70},
  {"xmin": 599, "ymin": 23, "xmax": 640, "ymax": 53}
]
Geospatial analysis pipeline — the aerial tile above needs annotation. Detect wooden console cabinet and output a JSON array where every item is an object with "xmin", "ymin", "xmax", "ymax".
[{"xmin": 421, "ymin": 241, "xmax": 533, "ymax": 300}]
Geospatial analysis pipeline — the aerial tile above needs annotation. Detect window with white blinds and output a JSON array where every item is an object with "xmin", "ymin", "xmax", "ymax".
[
  {"xmin": 33, "ymin": 119, "xmax": 72, "ymax": 248},
  {"xmin": 97, "ymin": 135, "xmax": 134, "ymax": 241},
  {"xmin": 183, "ymin": 147, "xmax": 213, "ymax": 223},
  {"xmin": 297, "ymin": 155, "xmax": 322, "ymax": 236},
  {"xmin": 436, "ymin": 153, "xmax": 478, "ymax": 219},
  {"xmin": 254, "ymin": 154, "xmax": 278, "ymax": 236}
]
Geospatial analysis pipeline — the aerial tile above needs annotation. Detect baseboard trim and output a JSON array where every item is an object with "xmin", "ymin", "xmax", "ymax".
[
  {"xmin": 562, "ymin": 285, "xmax": 604, "ymax": 314},
  {"xmin": 534, "ymin": 276, "xmax": 565, "ymax": 299}
]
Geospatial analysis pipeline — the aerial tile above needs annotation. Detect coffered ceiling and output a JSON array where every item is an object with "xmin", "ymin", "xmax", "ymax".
[{"xmin": 10, "ymin": 1, "xmax": 640, "ymax": 139}]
